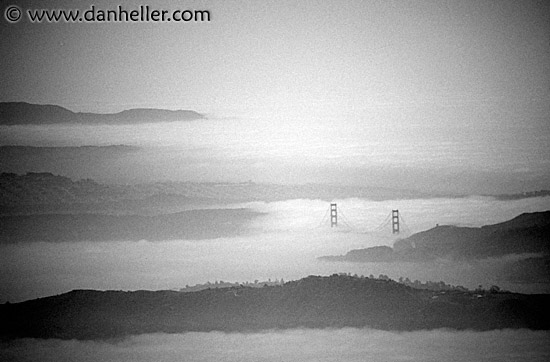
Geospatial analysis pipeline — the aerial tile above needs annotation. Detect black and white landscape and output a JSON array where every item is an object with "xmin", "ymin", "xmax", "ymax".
[{"xmin": 1, "ymin": 1, "xmax": 550, "ymax": 361}]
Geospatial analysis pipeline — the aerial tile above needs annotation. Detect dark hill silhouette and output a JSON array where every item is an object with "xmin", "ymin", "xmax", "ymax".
[
  {"xmin": 0, "ymin": 102, "xmax": 204, "ymax": 125},
  {"xmin": 320, "ymin": 211, "xmax": 550, "ymax": 262},
  {"xmin": 77, "ymin": 107, "xmax": 204, "ymax": 124},
  {"xmin": 0, "ymin": 146, "xmax": 142, "ymax": 195},
  {"xmin": 1, "ymin": 274, "xmax": 548, "ymax": 340},
  {"xmin": 0, "ymin": 171, "xmax": 140, "ymax": 213},
  {"xmin": 0, "ymin": 172, "xmax": 214, "ymax": 214},
  {"xmin": 0, "ymin": 208, "xmax": 260, "ymax": 243},
  {"xmin": 492, "ymin": 190, "xmax": 550, "ymax": 200},
  {"xmin": 0, "ymin": 102, "xmax": 75, "ymax": 124},
  {"xmin": 0, "ymin": 172, "xmax": 429, "ymax": 215}
]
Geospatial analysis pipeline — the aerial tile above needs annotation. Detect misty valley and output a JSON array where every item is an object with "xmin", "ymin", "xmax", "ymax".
[
  {"xmin": 1, "ymin": 170, "xmax": 549, "ymax": 341},
  {"xmin": 1, "ymin": 103, "xmax": 549, "ymax": 361},
  {"xmin": 2, "ymin": 0, "xmax": 550, "ymax": 359}
]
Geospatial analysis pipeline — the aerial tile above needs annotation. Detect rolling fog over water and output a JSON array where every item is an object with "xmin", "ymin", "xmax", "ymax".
[
  {"xmin": 2, "ymin": 195, "xmax": 549, "ymax": 303},
  {"xmin": 2, "ymin": 329, "xmax": 549, "ymax": 362}
]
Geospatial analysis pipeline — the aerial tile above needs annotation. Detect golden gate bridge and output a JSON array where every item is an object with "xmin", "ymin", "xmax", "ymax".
[{"xmin": 317, "ymin": 203, "xmax": 411, "ymax": 235}]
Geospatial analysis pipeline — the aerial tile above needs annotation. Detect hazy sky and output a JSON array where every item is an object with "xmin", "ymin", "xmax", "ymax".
[
  {"xmin": 1, "ymin": 0, "xmax": 548, "ymax": 117},
  {"xmin": 1, "ymin": 0, "xmax": 549, "ymax": 191}
]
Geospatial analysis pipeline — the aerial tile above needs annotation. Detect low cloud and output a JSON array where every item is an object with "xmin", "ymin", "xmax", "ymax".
[{"xmin": 1, "ymin": 329, "xmax": 549, "ymax": 362}]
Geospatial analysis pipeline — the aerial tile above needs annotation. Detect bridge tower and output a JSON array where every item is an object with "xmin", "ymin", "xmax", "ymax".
[
  {"xmin": 330, "ymin": 203, "xmax": 338, "ymax": 227},
  {"xmin": 392, "ymin": 209, "xmax": 400, "ymax": 234}
]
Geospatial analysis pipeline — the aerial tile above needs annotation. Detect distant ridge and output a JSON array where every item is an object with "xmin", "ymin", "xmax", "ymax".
[
  {"xmin": 490, "ymin": 190, "xmax": 550, "ymax": 200},
  {"xmin": 0, "ymin": 102, "xmax": 205, "ymax": 125},
  {"xmin": 0, "ymin": 172, "xmax": 431, "ymax": 214},
  {"xmin": 0, "ymin": 208, "xmax": 260, "ymax": 243},
  {"xmin": 0, "ymin": 145, "xmax": 138, "ymax": 151}
]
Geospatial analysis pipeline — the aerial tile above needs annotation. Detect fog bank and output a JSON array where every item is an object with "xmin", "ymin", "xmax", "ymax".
[
  {"xmin": 1, "ymin": 196, "xmax": 550, "ymax": 302},
  {"xmin": 2, "ymin": 112, "xmax": 548, "ymax": 194},
  {"xmin": 2, "ymin": 329, "xmax": 549, "ymax": 362}
]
